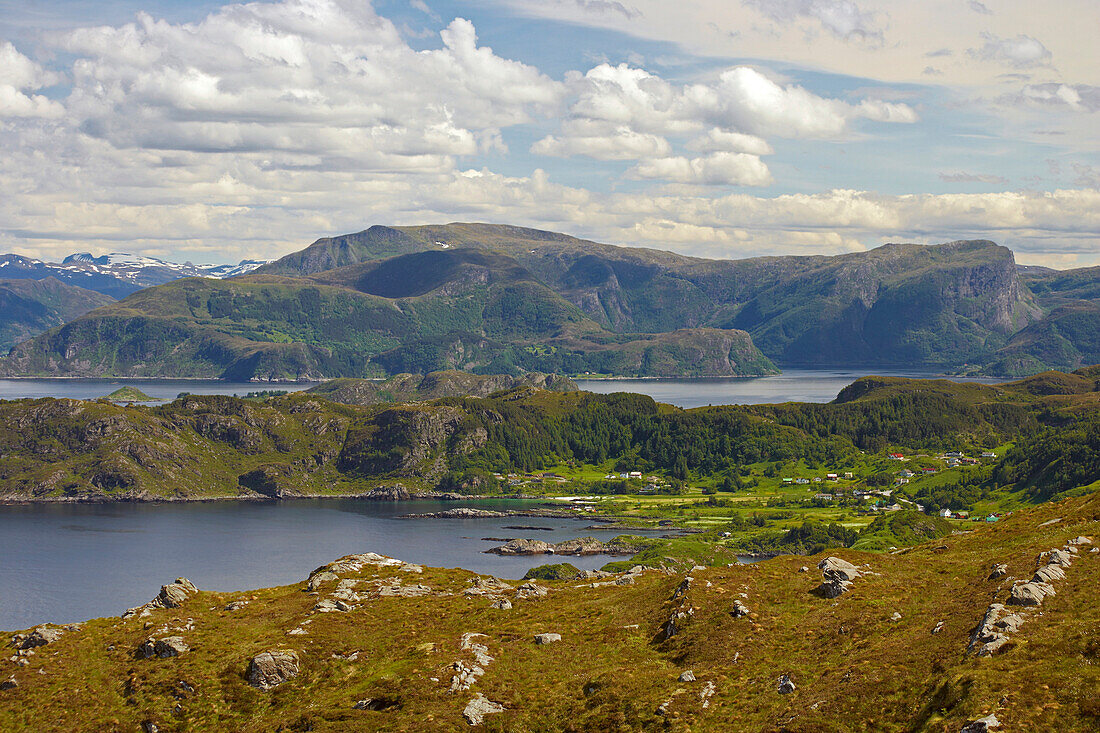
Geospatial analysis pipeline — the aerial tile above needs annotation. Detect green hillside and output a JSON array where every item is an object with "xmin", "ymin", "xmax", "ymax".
[
  {"xmin": 4, "ymin": 223, "xmax": 1099, "ymax": 378},
  {"xmin": 0, "ymin": 248, "xmax": 775, "ymax": 380},
  {"xmin": 0, "ymin": 277, "xmax": 114, "ymax": 352},
  {"xmin": 260, "ymin": 225, "xmax": 1045, "ymax": 370},
  {"xmin": 1, "ymin": 367, "xmax": 1097, "ymax": 505}
]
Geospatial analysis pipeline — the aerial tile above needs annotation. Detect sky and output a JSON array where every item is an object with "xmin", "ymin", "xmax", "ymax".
[{"xmin": 0, "ymin": 0, "xmax": 1097, "ymax": 268}]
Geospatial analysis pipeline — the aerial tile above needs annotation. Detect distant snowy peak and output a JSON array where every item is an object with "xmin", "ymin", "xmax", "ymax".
[
  {"xmin": 197, "ymin": 260, "xmax": 269, "ymax": 278},
  {"xmin": 0, "ymin": 252, "xmax": 271, "ymax": 298}
]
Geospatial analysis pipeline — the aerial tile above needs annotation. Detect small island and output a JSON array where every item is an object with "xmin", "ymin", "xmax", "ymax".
[{"xmin": 104, "ymin": 386, "xmax": 160, "ymax": 403}]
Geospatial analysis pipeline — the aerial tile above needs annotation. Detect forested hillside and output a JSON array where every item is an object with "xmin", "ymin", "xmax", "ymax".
[{"xmin": 1, "ymin": 367, "xmax": 1097, "ymax": 505}]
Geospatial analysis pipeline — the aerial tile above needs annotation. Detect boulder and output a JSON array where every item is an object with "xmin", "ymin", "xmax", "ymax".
[
  {"xmin": 515, "ymin": 581, "xmax": 548, "ymax": 600},
  {"xmin": 678, "ymin": 670, "xmax": 696, "ymax": 682},
  {"xmin": 890, "ymin": 612, "xmax": 903, "ymax": 622},
  {"xmin": 534, "ymin": 633, "xmax": 561, "ymax": 645},
  {"xmin": 969, "ymin": 603, "xmax": 1025, "ymax": 656},
  {"xmin": 123, "ymin": 578, "xmax": 199, "ymax": 619},
  {"xmin": 307, "ymin": 571, "xmax": 339, "ymax": 591},
  {"xmin": 0, "ymin": 676, "xmax": 17, "ymax": 691},
  {"xmin": 17, "ymin": 626, "xmax": 64, "ymax": 649},
  {"xmin": 817, "ymin": 557, "xmax": 861, "ymax": 598},
  {"xmin": 1033, "ymin": 564, "xmax": 1065, "ymax": 584},
  {"xmin": 490, "ymin": 598, "xmax": 512, "ymax": 610},
  {"xmin": 961, "ymin": 713, "xmax": 1001, "ymax": 732},
  {"xmin": 154, "ymin": 637, "xmax": 189, "ymax": 658},
  {"xmin": 463, "ymin": 693, "xmax": 504, "ymax": 725},
  {"xmin": 224, "ymin": 600, "xmax": 249, "ymax": 611},
  {"xmin": 731, "ymin": 600, "xmax": 750, "ymax": 618},
  {"xmin": 1008, "ymin": 581, "xmax": 1055, "ymax": 606},
  {"xmin": 1068, "ymin": 536, "xmax": 1092, "ymax": 546},
  {"xmin": 1039, "ymin": 549, "xmax": 1074, "ymax": 567},
  {"xmin": 248, "ymin": 650, "xmax": 300, "ymax": 690},
  {"xmin": 777, "ymin": 674, "xmax": 796, "ymax": 694},
  {"xmin": 157, "ymin": 578, "xmax": 198, "ymax": 608},
  {"xmin": 987, "ymin": 563, "xmax": 1008, "ymax": 579}
]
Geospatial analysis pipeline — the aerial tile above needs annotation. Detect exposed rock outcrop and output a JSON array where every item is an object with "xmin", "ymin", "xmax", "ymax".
[
  {"xmin": 816, "ymin": 557, "xmax": 862, "ymax": 598},
  {"xmin": 122, "ymin": 578, "xmax": 198, "ymax": 619},
  {"xmin": 463, "ymin": 693, "xmax": 505, "ymax": 725},
  {"xmin": 961, "ymin": 713, "xmax": 1001, "ymax": 732},
  {"xmin": 12, "ymin": 626, "xmax": 64, "ymax": 650},
  {"xmin": 137, "ymin": 636, "xmax": 189, "ymax": 659},
  {"xmin": 969, "ymin": 604, "xmax": 1025, "ymax": 656},
  {"xmin": 248, "ymin": 650, "xmax": 300, "ymax": 690}
]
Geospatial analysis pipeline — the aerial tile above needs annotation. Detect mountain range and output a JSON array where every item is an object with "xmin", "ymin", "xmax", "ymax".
[
  {"xmin": 1, "ymin": 223, "xmax": 1098, "ymax": 379},
  {"xmin": 0, "ymin": 252, "xmax": 267, "ymax": 299}
]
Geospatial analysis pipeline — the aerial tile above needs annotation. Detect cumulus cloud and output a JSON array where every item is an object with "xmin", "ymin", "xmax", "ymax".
[
  {"xmin": 0, "ymin": 0, "xmax": 1095, "ymax": 269},
  {"xmin": 626, "ymin": 152, "xmax": 773, "ymax": 186},
  {"xmin": 531, "ymin": 63, "xmax": 916, "ymax": 173},
  {"xmin": 686, "ymin": 128, "xmax": 773, "ymax": 156},
  {"xmin": 1012, "ymin": 83, "xmax": 1100, "ymax": 112},
  {"xmin": 55, "ymin": 1, "xmax": 561, "ymax": 167},
  {"xmin": 969, "ymin": 33, "xmax": 1052, "ymax": 69},
  {"xmin": 741, "ymin": 0, "xmax": 883, "ymax": 44},
  {"xmin": 531, "ymin": 126, "xmax": 671, "ymax": 160},
  {"xmin": 0, "ymin": 41, "xmax": 64, "ymax": 118}
]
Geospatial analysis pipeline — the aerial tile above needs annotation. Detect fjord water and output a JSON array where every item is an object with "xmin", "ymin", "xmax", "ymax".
[
  {"xmin": 574, "ymin": 368, "xmax": 1008, "ymax": 408},
  {"xmin": 0, "ymin": 369, "xmax": 1006, "ymax": 631},
  {"xmin": 0, "ymin": 499, "xmax": 640, "ymax": 631},
  {"xmin": 0, "ymin": 378, "xmax": 319, "ymax": 402}
]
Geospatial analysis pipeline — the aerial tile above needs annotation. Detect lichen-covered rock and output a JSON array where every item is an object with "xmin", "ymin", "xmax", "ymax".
[
  {"xmin": 515, "ymin": 581, "xmax": 548, "ymax": 600},
  {"xmin": 678, "ymin": 670, "xmax": 696, "ymax": 682},
  {"xmin": 1033, "ymin": 564, "xmax": 1065, "ymax": 584},
  {"xmin": 1008, "ymin": 581, "xmax": 1056, "ymax": 606},
  {"xmin": 987, "ymin": 563, "xmax": 1008, "ymax": 579},
  {"xmin": 1038, "ymin": 549, "xmax": 1074, "ymax": 567},
  {"xmin": 533, "ymin": 633, "xmax": 561, "ymax": 645},
  {"xmin": 306, "ymin": 571, "xmax": 339, "ymax": 591},
  {"xmin": 122, "ymin": 578, "xmax": 199, "ymax": 618},
  {"xmin": 777, "ymin": 674, "xmax": 796, "ymax": 694},
  {"xmin": 155, "ymin": 637, "xmax": 189, "ymax": 658},
  {"xmin": 248, "ymin": 650, "xmax": 300, "ymax": 690},
  {"xmin": 817, "ymin": 557, "xmax": 862, "ymax": 598},
  {"xmin": 463, "ymin": 693, "xmax": 504, "ymax": 725},
  {"xmin": 731, "ymin": 600, "xmax": 750, "ymax": 618},
  {"xmin": 961, "ymin": 713, "xmax": 1001, "ymax": 732},
  {"xmin": 969, "ymin": 603, "xmax": 1026, "ymax": 656},
  {"xmin": 16, "ymin": 626, "xmax": 64, "ymax": 650}
]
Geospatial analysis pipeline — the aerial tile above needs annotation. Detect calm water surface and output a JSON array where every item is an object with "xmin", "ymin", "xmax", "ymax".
[
  {"xmin": 0, "ymin": 378, "xmax": 319, "ymax": 402},
  {"xmin": 0, "ymin": 499, "xmax": 650, "ymax": 631},
  {"xmin": 0, "ymin": 370, "xmax": 1006, "ymax": 630},
  {"xmin": 574, "ymin": 368, "xmax": 1008, "ymax": 408}
]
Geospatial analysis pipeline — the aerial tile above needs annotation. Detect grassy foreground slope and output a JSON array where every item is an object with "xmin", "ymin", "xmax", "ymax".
[{"xmin": 0, "ymin": 492, "xmax": 1096, "ymax": 731}]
